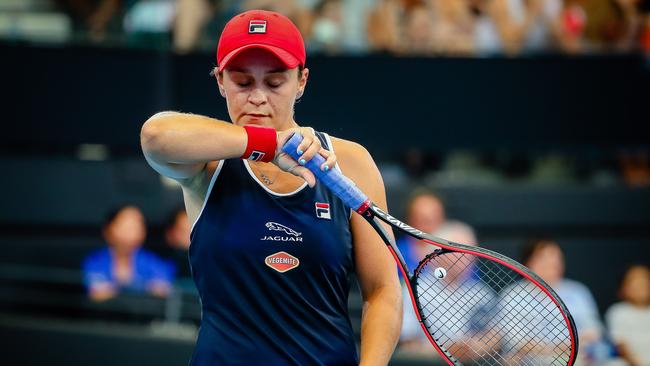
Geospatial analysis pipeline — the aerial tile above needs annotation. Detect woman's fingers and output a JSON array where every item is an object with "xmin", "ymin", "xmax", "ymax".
[
  {"xmin": 319, "ymin": 149, "xmax": 336, "ymax": 172},
  {"xmin": 273, "ymin": 126, "xmax": 338, "ymax": 186},
  {"xmin": 295, "ymin": 128, "xmax": 321, "ymax": 165},
  {"xmin": 293, "ymin": 127, "xmax": 313, "ymax": 155},
  {"xmin": 291, "ymin": 165, "xmax": 316, "ymax": 188}
]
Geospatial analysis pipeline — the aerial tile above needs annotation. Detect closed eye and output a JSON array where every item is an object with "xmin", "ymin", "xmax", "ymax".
[{"xmin": 266, "ymin": 76, "xmax": 286, "ymax": 88}]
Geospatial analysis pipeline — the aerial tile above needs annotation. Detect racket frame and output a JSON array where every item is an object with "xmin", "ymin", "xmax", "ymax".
[
  {"xmin": 358, "ymin": 201, "xmax": 579, "ymax": 366},
  {"xmin": 280, "ymin": 133, "xmax": 578, "ymax": 365}
]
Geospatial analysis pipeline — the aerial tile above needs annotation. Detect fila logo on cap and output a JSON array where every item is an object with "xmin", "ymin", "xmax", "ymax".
[
  {"xmin": 315, "ymin": 202, "xmax": 331, "ymax": 220},
  {"xmin": 249, "ymin": 20, "xmax": 267, "ymax": 34}
]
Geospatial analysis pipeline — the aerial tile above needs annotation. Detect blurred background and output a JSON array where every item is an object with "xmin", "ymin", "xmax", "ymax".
[{"xmin": 1, "ymin": 0, "xmax": 649, "ymax": 365}]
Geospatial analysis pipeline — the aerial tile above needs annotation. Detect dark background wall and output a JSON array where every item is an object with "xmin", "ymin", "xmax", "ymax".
[{"xmin": 3, "ymin": 43, "xmax": 648, "ymax": 157}]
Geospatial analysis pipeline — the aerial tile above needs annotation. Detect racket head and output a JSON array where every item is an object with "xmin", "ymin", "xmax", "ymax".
[{"xmin": 411, "ymin": 242, "xmax": 579, "ymax": 366}]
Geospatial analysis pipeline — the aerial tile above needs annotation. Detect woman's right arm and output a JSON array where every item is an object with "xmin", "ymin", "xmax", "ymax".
[
  {"xmin": 140, "ymin": 111, "xmax": 248, "ymax": 181},
  {"xmin": 141, "ymin": 111, "xmax": 332, "ymax": 186}
]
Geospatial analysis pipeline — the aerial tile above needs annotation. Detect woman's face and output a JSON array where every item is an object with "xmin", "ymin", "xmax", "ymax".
[
  {"xmin": 620, "ymin": 266, "xmax": 650, "ymax": 306},
  {"xmin": 104, "ymin": 207, "xmax": 146, "ymax": 255},
  {"xmin": 408, "ymin": 195, "xmax": 445, "ymax": 234},
  {"xmin": 218, "ymin": 48, "xmax": 308, "ymax": 130},
  {"xmin": 526, "ymin": 242, "xmax": 565, "ymax": 286}
]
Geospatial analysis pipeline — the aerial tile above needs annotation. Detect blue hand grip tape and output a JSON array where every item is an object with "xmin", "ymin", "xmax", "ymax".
[{"xmin": 282, "ymin": 133, "xmax": 368, "ymax": 211}]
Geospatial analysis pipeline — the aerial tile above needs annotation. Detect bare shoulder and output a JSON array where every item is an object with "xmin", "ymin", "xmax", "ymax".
[
  {"xmin": 328, "ymin": 136, "xmax": 373, "ymax": 171},
  {"xmin": 328, "ymin": 135, "xmax": 384, "ymax": 191}
]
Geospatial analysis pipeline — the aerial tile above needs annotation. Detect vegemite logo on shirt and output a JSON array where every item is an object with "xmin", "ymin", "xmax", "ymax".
[
  {"xmin": 261, "ymin": 222, "xmax": 303, "ymax": 242},
  {"xmin": 265, "ymin": 251, "xmax": 300, "ymax": 273}
]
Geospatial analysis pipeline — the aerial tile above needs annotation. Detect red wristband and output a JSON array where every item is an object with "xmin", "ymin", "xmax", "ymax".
[{"xmin": 241, "ymin": 125, "xmax": 277, "ymax": 163}]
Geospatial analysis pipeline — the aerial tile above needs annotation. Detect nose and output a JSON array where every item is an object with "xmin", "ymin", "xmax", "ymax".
[{"xmin": 248, "ymin": 88, "xmax": 267, "ymax": 106}]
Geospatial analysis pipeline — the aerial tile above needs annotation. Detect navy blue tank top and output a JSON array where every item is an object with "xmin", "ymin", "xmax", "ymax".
[{"xmin": 188, "ymin": 132, "xmax": 358, "ymax": 366}]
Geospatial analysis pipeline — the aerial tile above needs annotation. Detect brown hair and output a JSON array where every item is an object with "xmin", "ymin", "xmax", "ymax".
[
  {"xmin": 404, "ymin": 187, "xmax": 444, "ymax": 215},
  {"xmin": 521, "ymin": 238, "xmax": 559, "ymax": 266}
]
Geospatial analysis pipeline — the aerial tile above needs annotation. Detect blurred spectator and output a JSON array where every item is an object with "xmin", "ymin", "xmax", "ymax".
[
  {"xmin": 605, "ymin": 264, "xmax": 650, "ymax": 366},
  {"xmin": 367, "ymin": 0, "xmax": 441, "ymax": 55},
  {"xmin": 583, "ymin": 0, "xmax": 649, "ymax": 51},
  {"xmin": 173, "ymin": 0, "xmax": 217, "ymax": 54},
  {"xmin": 367, "ymin": 0, "xmax": 402, "ymax": 53},
  {"xmin": 160, "ymin": 207, "xmax": 192, "ymax": 279},
  {"xmin": 337, "ymin": 0, "xmax": 375, "ymax": 53},
  {"xmin": 83, "ymin": 205, "xmax": 175, "ymax": 302},
  {"xmin": 123, "ymin": 0, "xmax": 176, "ymax": 48},
  {"xmin": 402, "ymin": 1, "xmax": 436, "ymax": 55},
  {"xmin": 619, "ymin": 149, "xmax": 650, "ymax": 187},
  {"xmin": 583, "ymin": 0, "xmax": 627, "ymax": 48},
  {"xmin": 308, "ymin": 0, "xmax": 344, "ymax": 53},
  {"xmin": 642, "ymin": 0, "xmax": 650, "ymax": 52},
  {"xmin": 242, "ymin": 0, "xmax": 314, "ymax": 37},
  {"xmin": 430, "ymin": 0, "xmax": 476, "ymax": 55},
  {"xmin": 553, "ymin": 0, "xmax": 588, "ymax": 53},
  {"xmin": 400, "ymin": 220, "xmax": 491, "ymax": 363},
  {"xmin": 523, "ymin": 238, "xmax": 614, "ymax": 364},
  {"xmin": 53, "ymin": 0, "xmax": 122, "ymax": 41},
  {"xmin": 474, "ymin": 0, "xmax": 566, "ymax": 56},
  {"xmin": 396, "ymin": 189, "xmax": 446, "ymax": 270},
  {"xmin": 612, "ymin": 0, "xmax": 650, "ymax": 51}
]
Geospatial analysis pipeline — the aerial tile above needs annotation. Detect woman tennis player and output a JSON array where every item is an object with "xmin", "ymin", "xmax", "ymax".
[{"xmin": 141, "ymin": 10, "xmax": 401, "ymax": 366}]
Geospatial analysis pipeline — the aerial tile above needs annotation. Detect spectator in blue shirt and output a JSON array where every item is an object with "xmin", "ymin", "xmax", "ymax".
[
  {"xmin": 83, "ymin": 204, "xmax": 175, "ymax": 301},
  {"xmin": 522, "ymin": 238, "xmax": 614, "ymax": 364}
]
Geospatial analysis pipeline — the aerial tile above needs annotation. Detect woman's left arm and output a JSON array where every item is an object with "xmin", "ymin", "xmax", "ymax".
[{"xmin": 334, "ymin": 138, "xmax": 402, "ymax": 366}]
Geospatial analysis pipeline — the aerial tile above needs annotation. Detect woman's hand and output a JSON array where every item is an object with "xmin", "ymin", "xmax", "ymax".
[{"xmin": 274, "ymin": 127, "xmax": 336, "ymax": 187}]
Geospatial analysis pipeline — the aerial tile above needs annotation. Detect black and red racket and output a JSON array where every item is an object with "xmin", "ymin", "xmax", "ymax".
[{"xmin": 282, "ymin": 134, "xmax": 578, "ymax": 366}]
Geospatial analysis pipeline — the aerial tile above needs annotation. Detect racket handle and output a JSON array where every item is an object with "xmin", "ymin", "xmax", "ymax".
[{"xmin": 282, "ymin": 133, "xmax": 369, "ymax": 211}]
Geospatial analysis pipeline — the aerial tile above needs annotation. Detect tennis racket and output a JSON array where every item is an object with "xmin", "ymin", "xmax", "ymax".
[{"xmin": 282, "ymin": 134, "xmax": 578, "ymax": 366}]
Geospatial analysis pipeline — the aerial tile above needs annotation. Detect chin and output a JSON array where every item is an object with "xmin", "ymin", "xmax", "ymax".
[{"xmin": 241, "ymin": 117, "xmax": 274, "ymax": 127}]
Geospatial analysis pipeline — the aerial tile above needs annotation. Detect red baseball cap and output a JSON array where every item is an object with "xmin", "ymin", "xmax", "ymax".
[{"xmin": 216, "ymin": 10, "xmax": 306, "ymax": 72}]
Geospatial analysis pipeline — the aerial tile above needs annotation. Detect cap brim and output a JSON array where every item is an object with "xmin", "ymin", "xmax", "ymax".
[{"xmin": 218, "ymin": 44, "xmax": 301, "ymax": 72}]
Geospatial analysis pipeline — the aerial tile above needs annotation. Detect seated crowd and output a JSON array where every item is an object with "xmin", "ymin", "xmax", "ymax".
[
  {"xmin": 396, "ymin": 189, "xmax": 650, "ymax": 365},
  {"xmin": 78, "ymin": 192, "xmax": 648, "ymax": 364},
  {"xmin": 5, "ymin": 0, "xmax": 648, "ymax": 55}
]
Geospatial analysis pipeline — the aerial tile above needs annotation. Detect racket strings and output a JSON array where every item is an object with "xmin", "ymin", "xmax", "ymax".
[
  {"xmin": 414, "ymin": 251, "xmax": 573, "ymax": 366},
  {"xmin": 418, "ymin": 258, "xmax": 507, "ymax": 364},
  {"xmin": 472, "ymin": 262, "xmax": 569, "ymax": 366},
  {"xmin": 492, "ymin": 283, "xmax": 568, "ymax": 365}
]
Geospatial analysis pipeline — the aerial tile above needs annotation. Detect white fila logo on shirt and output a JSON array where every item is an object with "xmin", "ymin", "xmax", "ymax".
[
  {"xmin": 249, "ymin": 20, "xmax": 267, "ymax": 34},
  {"xmin": 315, "ymin": 202, "xmax": 331, "ymax": 220}
]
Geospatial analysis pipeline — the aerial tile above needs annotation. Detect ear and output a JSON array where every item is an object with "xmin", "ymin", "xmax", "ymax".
[
  {"xmin": 297, "ymin": 67, "xmax": 309, "ymax": 99},
  {"xmin": 214, "ymin": 68, "xmax": 226, "ymax": 98}
]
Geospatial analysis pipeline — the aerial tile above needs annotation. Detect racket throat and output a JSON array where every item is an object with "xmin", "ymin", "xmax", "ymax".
[{"xmin": 355, "ymin": 199, "xmax": 371, "ymax": 215}]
